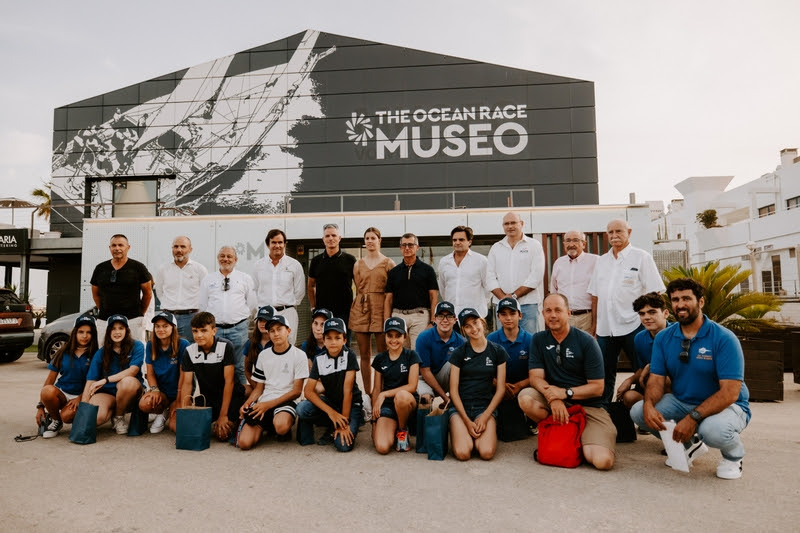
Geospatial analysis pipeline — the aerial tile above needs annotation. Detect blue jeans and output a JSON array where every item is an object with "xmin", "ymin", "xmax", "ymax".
[
  {"xmin": 217, "ymin": 320, "xmax": 249, "ymax": 387},
  {"xmin": 630, "ymin": 394, "xmax": 749, "ymax": 461},
  {"xmin": 175, "ymin": 313, "xmax": 197, "ymax": 343},
  {"xmin": 596, "ymin": 324, "xmax": 643, "ymax": 406},
  {"xmin": 520, "ymin": 303, "xmax": 540, "ymax": 334},
  {"xmin": 296, "ymin": 396, "xmax": 363, "ymax": 452}
]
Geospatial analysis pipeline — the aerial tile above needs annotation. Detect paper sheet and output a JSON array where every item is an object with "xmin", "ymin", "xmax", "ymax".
[{"xmin": 660, "ymin": 420, "xmax": 690, "ymax": 472}]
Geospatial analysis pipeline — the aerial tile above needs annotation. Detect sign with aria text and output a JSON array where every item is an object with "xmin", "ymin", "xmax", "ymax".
[{"xmin": 0, "ymin": 229, "xmax": 28, "ymax": 254}]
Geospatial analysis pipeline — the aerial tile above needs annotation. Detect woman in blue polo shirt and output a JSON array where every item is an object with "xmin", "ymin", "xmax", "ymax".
[
  {"xmin": 82, "ymin": 314, "xmax": 145, "ymax": 435},
  {"xmin": 139, "ymin": 311, "xmax": 189, "ymax": 434},
  {"xmin": 447, "ymin": 308, "xmax": 507, "ymax": 461},
  {"xmin": 36, "ymin": 315, "xmax": 99, "ymax": 438}
]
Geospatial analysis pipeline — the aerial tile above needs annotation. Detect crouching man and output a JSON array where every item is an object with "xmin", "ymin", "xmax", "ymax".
[
  {"xmin": 630, "ymin": 278, "xmax": 750, "ymax": 479},
  {"xmin": 517, "ymin": 293, "xmax": 616, "ymax": 470}
]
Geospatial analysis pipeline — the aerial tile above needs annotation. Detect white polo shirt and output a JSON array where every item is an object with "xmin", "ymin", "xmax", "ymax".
[
  {"xmin": 486, "ymin": 235, "xmax": 545, "ymax": 305},
  {"xmin": 588, "ymin": 244, "xmax": 665, "ymax": 337},
  {"xmin": 252, "ymin": 254, "xmax": 306, "ymax": 307},
  {"xmin": 154, "ymin": 258, "xmax": 208, "ymax": 311},
  {"xmin": 550, "ymin": 252, "xmax": 599, "ymax": 312},
  {"xmin": 438, "ymin": 249, "xmax": 489, "ymax": 317}
]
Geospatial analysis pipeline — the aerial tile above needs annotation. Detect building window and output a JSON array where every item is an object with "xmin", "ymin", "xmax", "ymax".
[
  {"xmin": 787, "ymin": 196, "xmax": 800, "ymax": 210},
  {"xmin": 758, "ymin": 204, "xmax": 776, "ymax": 217}
]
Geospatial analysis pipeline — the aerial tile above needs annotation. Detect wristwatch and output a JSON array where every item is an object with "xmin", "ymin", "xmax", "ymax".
[
  {"xmin": 689, "ymin": 409, "xmax": 703, "ymax": 423},
  {"xmin": 565, "ymin": 388, "xmax": 574, "ymax": 400}
]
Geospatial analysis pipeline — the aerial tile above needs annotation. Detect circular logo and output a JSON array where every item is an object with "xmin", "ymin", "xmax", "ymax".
[{"xmin": 346, "ymin": 112, "xmax": 373, "ymax": 147}]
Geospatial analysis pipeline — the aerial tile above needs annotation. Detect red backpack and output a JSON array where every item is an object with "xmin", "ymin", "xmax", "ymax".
[{"xmin": 534, "ymin": 404, "xmax": 587, "ymax": 468}]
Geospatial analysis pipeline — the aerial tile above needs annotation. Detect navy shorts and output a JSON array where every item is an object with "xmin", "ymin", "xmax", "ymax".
[{"xmin": 447, "ymin": 402, "xmax": 498, "ymax": 421}]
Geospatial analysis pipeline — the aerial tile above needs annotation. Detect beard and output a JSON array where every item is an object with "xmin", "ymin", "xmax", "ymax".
[{"xmin": 675, "ymin": 306, "xmax": 701, "ymax": 325}]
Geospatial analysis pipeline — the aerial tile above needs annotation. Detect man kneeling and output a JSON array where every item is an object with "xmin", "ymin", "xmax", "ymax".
[{"xmin": 518, "ymin": 293, "xmax": 616, "ymax": 470}]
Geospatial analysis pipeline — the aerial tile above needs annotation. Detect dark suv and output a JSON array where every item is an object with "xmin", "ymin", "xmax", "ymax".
[{"xmin": 0, "ymin": 288, "xmax": 34, "ymax": 363}]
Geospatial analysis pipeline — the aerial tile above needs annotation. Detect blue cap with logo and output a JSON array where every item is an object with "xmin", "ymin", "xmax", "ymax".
[
  {"xmin": 457, "ymin": 307, "xmax": 481, "ymax": 327},
  {"xmin": 312, "ymin": 308, "xmax": 334, "ymax": 321},
  {"xmin": 435, "ymin": 301, "xmax": 456, "ymax": 316},
  {"xmin": 496, "ymin": 297, "xmax": 521, "ymax": 314},
  {"xmin": 266, "ymin": 314, "xmax": 289, "ymax": 328},
  {"xmin": 152, "ymin": 310, "xmax": 177, "ymax": 326},
  {"xmin": 74, "ymin": 314, "xmax": 96, "ymax": 329},
  {"xmin": 107, "ymin": 314, "xmax": 129, "ymax": 328},
  {"xmin": 323, "ymin": 317, "xmax": 347, "ymax": 335},
  {"xmin": 256, "ymin": 306, "xmax": 275, "ymax": 321},
  {"xmin": 383, "ymin": 316, "xmax": 407, "ymax": 335}
]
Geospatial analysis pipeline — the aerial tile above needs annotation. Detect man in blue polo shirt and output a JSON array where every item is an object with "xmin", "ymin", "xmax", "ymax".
[
  {"xmin": 487, "ymin": 297, "xmax": 534, "ymax": 441},
  {"xmin": 415, "ymin": 301, "xmax": 464, "ymax": 406},
  {"xmin": 631, "ymin": 278, "xmax": 751, "ymax": 480}
]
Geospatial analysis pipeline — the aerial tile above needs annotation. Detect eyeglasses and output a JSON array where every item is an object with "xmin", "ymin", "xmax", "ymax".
[
  {"xmin": 110, "ymin": 270, "xmax": 117, "ymax": 283},
  {"xmin": 435, "ymin": 315, "xmax": 456, "ymax": 321},
  {"xmin": 679, "ymin": 338, "xmax": 690, "ymax": 363},
  {"xmin": 564, "ymin": 238, "xmax": 582, "ymax": 243},
  {"xmin": 223, "ymin": 277, "xmax": 230, "ymax": 292},
  {"xmin": 400, "ymin": 243, "xmax": 417, "ymax": 248},
  {"xmin": 555, "ymin": 344, "xmax": 562, "ymax": 366}
]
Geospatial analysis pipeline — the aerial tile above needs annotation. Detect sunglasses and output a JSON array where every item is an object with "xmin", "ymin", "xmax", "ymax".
[
  {"xmin": 555, "ymin": 344, "xmax": 562, "ymax": 366},
  {"xmin": 223, "ymin": 277, "xmax": 230, "ymax": 292},
  {"xmin": 679, "ymin": 338, "xmax": 691, "ymax": 363},
  {"xmin": 110, "ymin": 269, "xmax": 117, "ymax": 283}
]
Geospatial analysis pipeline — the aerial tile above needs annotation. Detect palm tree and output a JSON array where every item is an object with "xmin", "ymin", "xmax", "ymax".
[
  {"xmin": 663, "ymin": 261, "xmax": 782, "ymax": 335},
  {"xmin": 31, "ymin": 182, "xmax": 51, "ymax": 221}
]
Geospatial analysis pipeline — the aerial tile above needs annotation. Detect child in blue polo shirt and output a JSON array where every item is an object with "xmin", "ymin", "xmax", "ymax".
[
  {"xmin": 83, "ymin": 314, "xmax": 145, "ymax": 434},
  {"xmin": 139, "ymin": 311, "xmax": 189, "ymax": 434},
  {"xmin": 297, "ymin": 317, "xmax": 363, "ymax": 452},
  {"xmin": 371, "ymin": 316, "xmax": 420, "ymax": 454},
  {"xmin": 36, "ymin": 315, "xmax": 99, "ymax": 438},
  {"xmin": 243, "ymin": 306, "xmax": 275, "ymax": 394}
]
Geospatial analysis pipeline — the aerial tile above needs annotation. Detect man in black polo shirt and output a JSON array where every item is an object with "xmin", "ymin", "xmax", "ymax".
[
  {"xmin": 383, "ymin": 233, "xmax": 439, "ymax": 350},
  {"xmin": 90, "ymin": 233, "xmax": 152, "ymax": 344},
  {"xmin": 308, "ymin": 223, "xmax": 357, "ymax": 326}
]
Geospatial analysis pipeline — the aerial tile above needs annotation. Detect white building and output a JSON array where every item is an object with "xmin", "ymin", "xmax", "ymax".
[{"xmin": 653, "ymin": 148, "xmax": 800, "ymax": 296}]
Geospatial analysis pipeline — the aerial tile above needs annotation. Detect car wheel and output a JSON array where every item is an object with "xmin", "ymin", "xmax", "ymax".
[
  {"xmin": 44, "ymin": 334, "xmax": 69, "ymax": 363},
  {"xmin": 0, "ymin": 349, "xmax": 24, "ymax": 363}
]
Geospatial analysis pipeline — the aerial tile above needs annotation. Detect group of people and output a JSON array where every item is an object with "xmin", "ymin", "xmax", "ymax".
[{"xmin": 35, "ymin": 213, "xmax": 750, "ymax": 479}]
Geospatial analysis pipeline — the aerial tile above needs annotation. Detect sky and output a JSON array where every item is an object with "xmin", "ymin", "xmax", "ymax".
[{"xmin": 1, "ymin": 0, "xmax": 799, "ymax": 233}]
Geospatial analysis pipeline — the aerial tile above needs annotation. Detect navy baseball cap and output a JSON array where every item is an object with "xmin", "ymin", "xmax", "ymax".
[
  {"xmin": 256, "ymin": 306, "xmax": 275, "ymax": 321},
  {"xmin": 497, "ymin": 297, "xmax": 521, "ymax": 314},
  {"xmin": 312, "ymin": 308, "xmax": 333, "ymax": 321},
  {"xmin": 152, "ymin": 310, "xmax": 177, "ymax": 326},
  {"xmin": 323, "ymin": 317, "xmax": 347, "ymax": 335},
  {"xmin": 107, "ymin": 314, "xmax": 129, "ymax": 328},
  {"xmin": 74, "ymin": 315, "xmax": 96, "ymax": 328},
  {"xmin": 266, "ymin": 315, "xmax": 289, "ymax": 328},
  {"xmin": 435, "ymin": 301, "xmax": 456, "ymax": 316},
  {"xmin": 457, "ymin": 307, "xmax": 481, "ymax": 326},
  {"xmin": 384, "ymin": 316, "xmax": 407, "ymax": 335}
]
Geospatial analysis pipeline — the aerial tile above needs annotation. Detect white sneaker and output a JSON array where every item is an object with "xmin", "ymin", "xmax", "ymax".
[
  {"xmin": 112, "ymin": 415, "xmax": 129, "ymax": 435},
  {"xmin": 362, "ymin": 393, "xmax": 372, "ymax": 424},
  {"xmin": 716, "ymin": 457, "xmax": 743, "ymax": 479},
  {"xmin": 666, "ymin": 439, "xmax": 708, "ymax": 468},
  {"xmin": 42, "ymin": 419, "xmax": 63, "ymax": 439},
  {"xmin": 150, "ymin": 410, "xmax": 167, "ymax": 434}
]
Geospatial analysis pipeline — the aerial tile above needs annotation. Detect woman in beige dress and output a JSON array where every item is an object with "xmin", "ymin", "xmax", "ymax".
[{"xmin": 349, "ymin": 227, "xmax": 395, "ymax": 395}]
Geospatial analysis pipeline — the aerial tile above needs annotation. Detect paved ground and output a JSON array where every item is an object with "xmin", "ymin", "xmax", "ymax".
[{"xmin": 2, "ymin": 351, "xmax": 798, "ymax": 532}]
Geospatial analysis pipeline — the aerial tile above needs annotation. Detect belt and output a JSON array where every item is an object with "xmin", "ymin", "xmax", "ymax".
[
  {"xmin": 165, "ymin": 309, "xmax": 198, "ymax": 315},
  {"xmin": 216, "ymin": 318, "xmax": 248, "ymax": 329},
  {"xmin": 394, "ymin": 307, "xmax": 428, "ymax": 314},
  {"xmin": 571, "ymin": 309, "xmax": 591, "ymax": 316},
  {"xmin": 273, "ymin": 305, "xmax": 294, "ymax": 311}
]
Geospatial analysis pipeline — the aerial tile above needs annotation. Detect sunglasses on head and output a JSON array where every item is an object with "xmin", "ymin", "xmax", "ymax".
[{"xmin": 679, "ymin": 338, "xmax": 691, "ymax": 363}]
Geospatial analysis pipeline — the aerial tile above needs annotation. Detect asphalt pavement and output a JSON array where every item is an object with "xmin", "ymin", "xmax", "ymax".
[{"xmin": 2, "ymin": 351, "xmax": 798, "ymax": 532}]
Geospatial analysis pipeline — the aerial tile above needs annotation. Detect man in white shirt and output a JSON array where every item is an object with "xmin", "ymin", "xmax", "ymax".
[
  {"xmin": 438, "ymin": 225, "xmax": 488, "ymax": 318},
  {"xmin": 487, "ymin": 212, "xmax": 545, "ymax": 333},
  {"xmin": 252, "ymin": 229, "xmax": 305, "ymax": 345},
  {"xmin": 550, "ymin": 230, "xmax": 598, "ymax": 333},
  {"xmin": 587, "ymin": 219, "xmax": 665, "ymax": 405},
  {"xmin": 154, "ymin": 235, "xmax": 208, "ymax": 340},
  {"xmin": 199, "ymin": 246, "xmax": 258, "ymax": 390}
]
